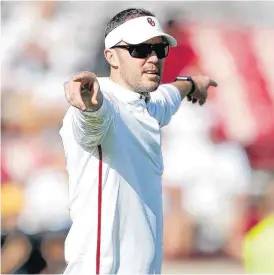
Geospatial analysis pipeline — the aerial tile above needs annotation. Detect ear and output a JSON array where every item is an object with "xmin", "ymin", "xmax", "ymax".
[{"xmin": 104, "ymin": 49, "xmax": 119, "ymax": 67}]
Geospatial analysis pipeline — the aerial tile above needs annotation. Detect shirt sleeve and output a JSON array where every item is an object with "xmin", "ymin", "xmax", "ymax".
[
  {"xmin": 69, "ymin": 92, "xmax": 115, "ymax": 150},
  {"xmin": 147, "ymin": 84, "xmax": 182, "ymax": 127}
]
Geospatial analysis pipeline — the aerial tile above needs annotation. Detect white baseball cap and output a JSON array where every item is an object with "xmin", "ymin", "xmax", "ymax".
[{"xmin": 105, "ymin": 16, "xmax": 177, "ymax": 49}]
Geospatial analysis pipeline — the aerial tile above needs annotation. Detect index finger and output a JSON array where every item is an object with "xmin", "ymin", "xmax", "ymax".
[
  {"xmin": 72, "ymin": 71, "xmax": 96, "ymax": 83},
  {"xmin": 209, "ymin": 79, "xmax": 218, "ymax": 87}
]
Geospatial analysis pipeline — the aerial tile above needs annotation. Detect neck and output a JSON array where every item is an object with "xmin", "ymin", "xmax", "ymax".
[{"xmin": 109, "ymin": 70, "xmax": 135, "ymax": 93}]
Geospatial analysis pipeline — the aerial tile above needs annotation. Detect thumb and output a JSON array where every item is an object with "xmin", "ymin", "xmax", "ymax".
[
  {"xmin": 209, "ymin": 79, "xmax": 218, "ymax": 87},
  {"xmin": 90, "ymin": 80, "xmax": 100, "ymax": 105}
]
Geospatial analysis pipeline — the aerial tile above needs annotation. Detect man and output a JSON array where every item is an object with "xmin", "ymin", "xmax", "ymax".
[{"xmin": 60, "ymin": 8, "xmax": 217, "ymax": 274}]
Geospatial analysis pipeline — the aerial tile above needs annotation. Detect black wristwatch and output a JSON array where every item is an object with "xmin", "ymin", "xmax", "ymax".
[{"xmin": 175, "ymin": 76, "xmax": 196, "ymax": 97}]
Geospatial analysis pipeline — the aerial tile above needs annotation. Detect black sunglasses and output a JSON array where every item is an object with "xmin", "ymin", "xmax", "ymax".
[{"xmin": 111, "ymin": 42, "xmax": 170, "ymax": 59}]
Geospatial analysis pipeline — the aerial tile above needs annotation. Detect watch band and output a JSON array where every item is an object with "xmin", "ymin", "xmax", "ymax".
[{"xmin": 175, "ymin": 76, "xmax": 196, "ymax": 96}]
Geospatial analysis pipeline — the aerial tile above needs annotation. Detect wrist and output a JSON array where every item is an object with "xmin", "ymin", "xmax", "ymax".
[
  {"xmin": 175, "ymin": 76, "xmax": 196, "ymax": 95},
  {"xmin": 171, "ymin": 76, "xmax": 196, "ymax": 99}
]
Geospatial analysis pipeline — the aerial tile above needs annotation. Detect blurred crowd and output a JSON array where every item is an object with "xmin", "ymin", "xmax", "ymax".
[{"xmin": 1, "ymin": 1, "xmax": 274, "ymax": 274}]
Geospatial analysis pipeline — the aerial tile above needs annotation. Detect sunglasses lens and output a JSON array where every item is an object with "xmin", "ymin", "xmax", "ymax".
[
  {"xmin": 129, "ymin": 43, "xmax": 169, "ymax": 59},
  {"xmin": 153, "ymin": 44, "xmax": 169, "ymax": 59},
  {"xmin": 130, "ymin": 44, "xmax": 152, "ymax": 58}
]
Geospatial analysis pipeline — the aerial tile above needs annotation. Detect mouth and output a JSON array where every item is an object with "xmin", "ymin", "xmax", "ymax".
[{"xmin": 144, "ymin": 70, "xmax": 160, "ymax": 77}]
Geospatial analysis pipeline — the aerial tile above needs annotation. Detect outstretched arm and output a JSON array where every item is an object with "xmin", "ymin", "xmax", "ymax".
[
  {"xmin": 171, "ymin": 76, "xmax": 218, "ymax": 105},
  {"xmin": 61, "ymin": 72, "xmax": 115, "ymax": 149},
  {"xmin": 148, "ymin": 75, "xmax": 218, "ymax": 127}
]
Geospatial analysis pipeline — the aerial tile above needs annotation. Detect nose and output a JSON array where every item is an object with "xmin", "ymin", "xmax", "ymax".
[{"xmin": 148, "ymin": 50, "xmax": 159, "ymax": 63}]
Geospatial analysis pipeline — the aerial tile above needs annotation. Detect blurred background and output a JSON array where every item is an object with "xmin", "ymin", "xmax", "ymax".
[{"xmin": 1, "ymin": 1, "xmax": 274, "ymax": 274}]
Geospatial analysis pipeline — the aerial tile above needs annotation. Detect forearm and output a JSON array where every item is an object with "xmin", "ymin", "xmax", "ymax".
[
  {"xmin": 170, "ymin": 81, "xmax": 192, "ymax": 101},
  {"xmin": 71, "ymin": 95, "xmax": 114, "ymax": 148}
]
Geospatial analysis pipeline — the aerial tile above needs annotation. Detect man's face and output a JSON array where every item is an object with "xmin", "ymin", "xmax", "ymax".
[{"xmin": 114, "ymin": 37, "xmax": 167, "ymax": 93}]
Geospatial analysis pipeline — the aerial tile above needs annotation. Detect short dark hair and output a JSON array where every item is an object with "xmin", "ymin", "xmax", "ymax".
[{"xmin": 104, "ymin": 8, "xmax": 155, "ymax": 38}]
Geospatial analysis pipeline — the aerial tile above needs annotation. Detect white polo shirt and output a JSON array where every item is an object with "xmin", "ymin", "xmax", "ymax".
[{"xmin": 60, "ymin": 77, "xmax": 181, "ymax": 274}]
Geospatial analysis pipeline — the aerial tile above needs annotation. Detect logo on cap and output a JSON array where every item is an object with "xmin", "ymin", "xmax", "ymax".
[{"xmin": 147, "ymin": 18, "xmax": 155, "ymax": 26}]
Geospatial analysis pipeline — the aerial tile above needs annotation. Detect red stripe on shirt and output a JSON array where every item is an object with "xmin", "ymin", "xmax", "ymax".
[{"xmin": 96, "ymin": 145, "xmax": 103, "ymax": 274}]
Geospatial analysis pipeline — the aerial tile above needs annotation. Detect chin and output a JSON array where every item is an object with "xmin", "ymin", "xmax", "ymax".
[
  {"xmin": 148, "ymin": 83, "xmax": 159, "ymax": 93},
  {"xmin": 143, "ymin": 79, "xmax": 160, "ymax": 93},
  {"xmin": 133, "ymin": 78, "xmax": 161, "ymax": 93}
]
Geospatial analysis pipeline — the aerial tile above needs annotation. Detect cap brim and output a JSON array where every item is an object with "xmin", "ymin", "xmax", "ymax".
[
  {"xmin": 123, "ymin": 31, "xmax": 177, "ymax": 47},
  {"xmin": 105, "ymin": 16, "xmax": 178, "ymax": 49}
]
